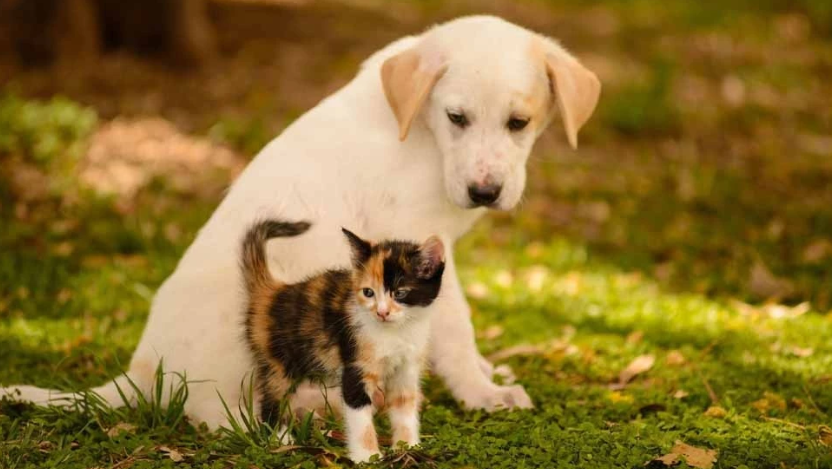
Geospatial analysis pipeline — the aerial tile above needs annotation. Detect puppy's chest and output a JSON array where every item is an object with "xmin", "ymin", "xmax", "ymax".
[{"xmin": 358, "ymin": 185, "xmax": 475, "ymax": 240}]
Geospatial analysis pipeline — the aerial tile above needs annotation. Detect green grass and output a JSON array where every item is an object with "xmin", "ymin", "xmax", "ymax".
[
  {"xmin": 2, "ymin": 188, "xmax": 830, "ymax": 467},
  {"xmin": 2, "ymin": 0, "xmax": 832, "ymax": 466}
]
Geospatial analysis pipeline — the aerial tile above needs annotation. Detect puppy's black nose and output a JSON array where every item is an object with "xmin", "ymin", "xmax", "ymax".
[{"xmin": 468, "ymin": 183, "xmax": 502, "ymax": 206}]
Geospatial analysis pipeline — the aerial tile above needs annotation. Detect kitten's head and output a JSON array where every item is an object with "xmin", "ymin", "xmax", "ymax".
[{"xmin": 342, "ymin": 228, "xmax": 445, "ymax": 325}]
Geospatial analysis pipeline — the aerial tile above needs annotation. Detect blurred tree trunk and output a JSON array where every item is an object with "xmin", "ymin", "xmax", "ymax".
[
  {"xmin": 0, "ymin": 0, "xmax": 217, "ymax": 68},
  {"xmin": 169, "ymin": 0, "xmax": 217, "ymax": 65},
  {"xmin": 54, "ymin": 0, "xmax": 102, "ymax": 67}
]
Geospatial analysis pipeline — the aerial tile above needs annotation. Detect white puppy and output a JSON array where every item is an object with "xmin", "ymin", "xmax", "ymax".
[{"xmin": 2, "ymin": 15, "xmax": 600, "ymax": 428}]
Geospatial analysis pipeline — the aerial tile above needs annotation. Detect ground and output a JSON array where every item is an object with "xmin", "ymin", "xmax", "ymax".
[{"xmin": 1, "ymin": 0, "xmax": 831, "ymax": 468}]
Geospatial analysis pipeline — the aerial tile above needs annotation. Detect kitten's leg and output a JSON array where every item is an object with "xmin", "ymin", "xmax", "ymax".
[
  {"xmin": 258, "ymin": 365, "xmax": 294, "ymax": 443},
  {"xmin": 385, "ymin": 361, "xmax": 422, "ymax": 448},
  {"xmin": 341, "ymin": 365, "xmax": 380, "ymax": 463}
]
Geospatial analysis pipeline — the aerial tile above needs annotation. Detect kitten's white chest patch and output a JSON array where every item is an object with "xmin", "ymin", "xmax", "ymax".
[{"xmin": 372, "ymin": 321, "xmax": 430, "ymax": 370}]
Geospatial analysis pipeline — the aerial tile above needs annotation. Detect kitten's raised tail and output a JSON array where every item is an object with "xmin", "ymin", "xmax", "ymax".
[{"xmin": 241, "ymin": 219, "xmax": 312, "ymax": 294}]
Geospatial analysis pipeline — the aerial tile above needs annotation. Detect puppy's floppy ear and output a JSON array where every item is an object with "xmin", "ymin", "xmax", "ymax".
[
  {"xmin": 542, "ymin": 41, "xmax": 601, "ymax": 149},
  {"xmin": 381, "ymin": 47, "xmax": 448, "ymax": 141},
  {"xmin": 415, "ymin": 235, "xmax": 445, "ymax": 279},
  {"xmin": 342, "ymin": 228, "xmax": 372, "ymax": 267}
]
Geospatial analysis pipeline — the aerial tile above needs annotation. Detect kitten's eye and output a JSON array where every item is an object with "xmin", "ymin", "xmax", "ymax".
[
  {"xmin": 507, "ymin": 117, "xmax": 529, "ymax": 132},
  {"xmin": 393, "ymin": 289, "xmax": 408, "ymax": 300},
  {"xmin": 362, "ymin": 288, "xmax": 375, "ymax": 298},
  {"xmin": 447, "ymin": 111, "xmax": 469, "ymax": 128}
]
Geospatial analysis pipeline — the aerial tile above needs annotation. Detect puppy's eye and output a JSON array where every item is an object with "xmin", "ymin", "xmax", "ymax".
[
  {"xmin": 362, "ymin": 288, "xmax": 375, "ymax": 298},
  {"xmin": 393, "ymin": 289, "xmax": 408, "ymax": 300},
  {"xmin": 507, "ymin": 117, "xmax": 529, "ymax": 132},
  {"xmin": 447, "ymin": 111, "xmax": 469, "ymax": 128}
]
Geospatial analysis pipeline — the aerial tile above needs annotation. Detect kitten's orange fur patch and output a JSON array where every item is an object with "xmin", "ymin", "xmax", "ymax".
[
  {"xmin": 361, "ymin": 424, "xmax": 379, "ymax": 451},
  {"xmin": 389, "ymin": 299, "xmax": 402, "ymax": 315},
  {"xmin": 388, "ymin": 392, "xmax": 417, "ymax": 410},
  {"xmin": 264, "ymin": 364, "xmax": 290, "ymax": 402},
  {"xmin": 249, "ymin": 299, "xmax": 274, "ymax": 357},
  {"xmin": 367, "ymin": 253, "xmax": 385, "ymax": 284},
  {"xmin": 372, "ymin": 387, "xmax": 386, "ymax": 408}
]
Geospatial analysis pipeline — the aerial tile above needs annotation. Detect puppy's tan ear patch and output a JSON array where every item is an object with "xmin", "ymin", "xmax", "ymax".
[
  {"xmin": 544, "ymin": 48, "xmax": 601, "ymax": 149},
  {"xmin": 381, "ymin": 48, "xmax": 448, "ymax": 141}
]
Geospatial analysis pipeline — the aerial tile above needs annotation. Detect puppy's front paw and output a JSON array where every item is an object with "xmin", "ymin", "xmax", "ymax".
[
  {"xmin": 460, "ymin": 384, "xmax": 533, "ymax": 412},
  {"xmin": 477, "ymin": 355, "xmax": 517, "ymax": 384}
]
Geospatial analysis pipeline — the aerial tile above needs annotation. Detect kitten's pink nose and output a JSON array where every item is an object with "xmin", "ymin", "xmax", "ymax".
[{"xmin": 376, "ymin": 311, "xmax": 389, "ymax": 321}]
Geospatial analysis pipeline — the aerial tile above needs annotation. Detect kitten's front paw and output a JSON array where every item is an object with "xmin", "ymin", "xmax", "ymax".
[
  {"xmin": 459, "ymin": 383, "xmax": 533, "ymax": 412},
  {"xmin": 392, "ymin": 429, "xmax": 420, "ymax": 448},
  {"xmin": 349, "ymin": 447, "xmax": 381, "ymax": 464}
]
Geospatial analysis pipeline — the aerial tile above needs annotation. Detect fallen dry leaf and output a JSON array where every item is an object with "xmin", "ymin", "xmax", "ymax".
[
  {"xmin": 721, "ymin": 75, "xmax": 746, "ymax": 107},
  {"xmin": 159, "ymin": 446, "xmax": 184, "ymax": 463},
  {"xmin": 626, "ymin": 330, "xmax": 644, "ymax": 344},
  {"xmin": 106, "ymin": 423, "xmax": 137, "ymax": 438},
  {"xmin": 733, "ymin": 300, "xmax": 811, "ymax": 320},
  {"xmin": 612, "ymin": 354, "xmax": 655, "ymax": 389},
  {"xmin": 751, "ymin": 392, "xmax": 787, "ymax": 414},
  {"xmin": 649, "ymin": 440, "xmax": 718, "ymax": 469},
  {"xmin": 52, "ymin": 241, "xmax": 74, "ymax": 257},
  {"xmin": 802, "ymin": 239, "xmax": 832, "ymax": 263},
  {"xmin": 56, "ymin": 289, "xmax": 72, "ymax": 304},
  {"xmin": 789, "ymin": 346, "xmax": 814, "ymax": 357},
  {"xmin": 487, "ymin": 344, "xmax": 544, "ymax": 362},
  {"xmin": 673, "ymin": 389, "xmax": 689, "ymax": 399},
  {"xmin": 748, "ymin": 259, "xmax": 794, "ymax": 299},
  {"xmin": 819, "ymin": 425, "xmax": 832, "ymax": 447},
  {"xmin": 168, "ymin": 450, "xmax": 183, "ymax": 463},
  {"xmin": 478, "ymin": 325, "xmax": 504, "ymax": 341},
  {"xmin": 704, "ymin": 406, "xmax": 727, "ymax": 418},
  {"xmin": 666, "ymin": 350, "xmax": 686, "ymax": 366},
  {"xmin": 763, "ymin": 302, "xmax": 810, "ymax": 319}
]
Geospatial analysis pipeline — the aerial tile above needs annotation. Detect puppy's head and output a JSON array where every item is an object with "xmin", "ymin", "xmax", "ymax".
[{"xmin": 382, "ymin": 16, "xmax": 601, "ymax": 210}]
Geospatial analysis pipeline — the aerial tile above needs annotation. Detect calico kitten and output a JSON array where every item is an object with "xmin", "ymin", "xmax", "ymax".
[{"xmin": 241, "ymin": 219, "xmax": 445, "ymax": 462}]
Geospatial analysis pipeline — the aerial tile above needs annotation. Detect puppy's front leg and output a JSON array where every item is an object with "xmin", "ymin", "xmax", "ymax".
[
  {"xmin": 429, "ymin": 255, "xmax": 533, "ymax": 411},
  {"xmin": 341, "ymin": 365, "xmax": 380, "ymax": 463}
]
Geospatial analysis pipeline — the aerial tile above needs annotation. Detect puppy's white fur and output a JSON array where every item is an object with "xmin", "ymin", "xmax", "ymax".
[{"xmin": 1, "ymin": 16, "xmax": 600, "ymax": 428}]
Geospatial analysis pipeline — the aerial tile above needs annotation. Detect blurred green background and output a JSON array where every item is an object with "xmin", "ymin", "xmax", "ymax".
[{"xmin": 1, "ymin": 0, "xmax": 830, "ymax": 468}]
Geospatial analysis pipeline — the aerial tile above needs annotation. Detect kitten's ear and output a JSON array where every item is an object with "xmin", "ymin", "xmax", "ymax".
[
  {"xmin": 416, "ymin": 235, "xmax": 445, "ymax": 279},
  {"xmin": 342, "ymin": 228, "xmax": 372, "ymax": 267}
]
